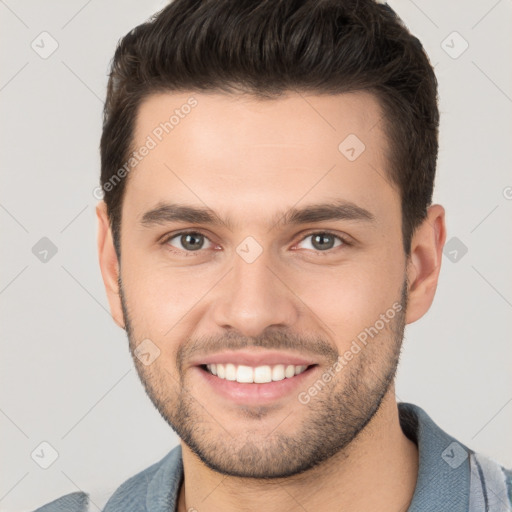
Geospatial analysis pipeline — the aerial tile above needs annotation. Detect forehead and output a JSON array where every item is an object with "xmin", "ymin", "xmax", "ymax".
[
  {"xmin": 124, "ymin": 90, "xmax": 398, "ymax": 227},
  {"xmin": 134, "ymin": 90, "xmax": 386, "ymax": 155}
]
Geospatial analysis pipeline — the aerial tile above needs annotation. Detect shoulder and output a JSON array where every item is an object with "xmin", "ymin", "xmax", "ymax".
[
  {"xmin": 100, "ymin": 453, "xmax": 168, "ymax": 511},
  {"xmin": 469, "ymin": 451, "xmax": 512, "ymax": 511},
  {"xmin": 29, "ymin": 445, "xmax": 183, "ymax": 512},
  {"xmin": 102, "ymin": 444, "xmax": 183, "ymax": 512},
  {"xmin": 31, "ymin": 491, "xmax": 89, "ymax": 512},
  {"xmin": 397, "ymin": 402, "xmax": 512, "ymax": 511}
]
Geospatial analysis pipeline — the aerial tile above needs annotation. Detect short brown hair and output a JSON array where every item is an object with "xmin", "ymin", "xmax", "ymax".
[{"xmin": 100, "ymin": 0, "xmax": 439, "ymax": 257}]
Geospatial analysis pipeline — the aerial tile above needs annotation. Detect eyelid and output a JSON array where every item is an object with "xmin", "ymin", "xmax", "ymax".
[
  {"xmin": 161, "ymin": 230, "xmax": 216, "ymax": 252},
  {"xmin": 160, "ymin": 229, "xmax": 352, "ymax": 255},
  {"xmin": 293, "ymin": 230, "xmax": 352, "ymax": 250}
]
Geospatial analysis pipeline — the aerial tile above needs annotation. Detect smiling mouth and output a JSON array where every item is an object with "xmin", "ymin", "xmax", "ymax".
[{"xmin": 200, "ymin": 363, "xmax": 318, "ymax": 384}]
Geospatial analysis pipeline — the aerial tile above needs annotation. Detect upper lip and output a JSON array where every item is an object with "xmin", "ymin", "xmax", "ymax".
[{"xmin": 191, "ymin": 349, "xmax": 317, "ymax": 367}]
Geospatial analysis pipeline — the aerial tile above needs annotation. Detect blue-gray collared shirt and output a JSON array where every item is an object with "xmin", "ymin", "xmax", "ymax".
[{"xmin": 33, "ymin": 402, "xmax": 512, "ymax": 512}]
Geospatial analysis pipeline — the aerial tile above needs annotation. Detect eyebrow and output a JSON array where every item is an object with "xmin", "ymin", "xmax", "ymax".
[{"xmin": 139, "ymin": 200, "xmax": 375, "ymax": 231}]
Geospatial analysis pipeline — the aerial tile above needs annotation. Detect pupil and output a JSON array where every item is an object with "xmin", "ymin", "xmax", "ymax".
[
  {"xmin": 183, "ymin": 233, "xmax": 203, "ymax": 251},
  {"xmin": 179, "ymin": 233, "xmax": 335, "ymax": 251},
  {"xmin": 313, "ymin": 233, "xmax": 334, "ymax": 250}
]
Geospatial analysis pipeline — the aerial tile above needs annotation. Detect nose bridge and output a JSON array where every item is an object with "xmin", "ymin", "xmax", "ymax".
[{"xmin": 210, "ymin": 242, "xmax": 299, "ymax": 336}]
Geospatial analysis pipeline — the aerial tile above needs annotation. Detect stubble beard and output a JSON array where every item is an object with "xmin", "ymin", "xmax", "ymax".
[{"xmin": 120, "ymin": 278, "xmax": 407, "ymax": 479}]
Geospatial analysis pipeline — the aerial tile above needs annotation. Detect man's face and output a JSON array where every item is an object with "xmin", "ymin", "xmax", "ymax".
[{"xmin": 116, "ymin": 91, "xmax": 408, "ymax": 478}]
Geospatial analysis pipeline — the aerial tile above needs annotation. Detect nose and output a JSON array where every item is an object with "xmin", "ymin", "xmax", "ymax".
[{"xmin": 209, "ymin": 247, "xmax": 300, "ymax": 338}]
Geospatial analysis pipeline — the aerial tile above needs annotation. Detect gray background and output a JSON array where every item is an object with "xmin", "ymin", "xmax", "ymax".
[{"xmin": 1, "ymin": 0, "xmax": 511, "ymax": 510}]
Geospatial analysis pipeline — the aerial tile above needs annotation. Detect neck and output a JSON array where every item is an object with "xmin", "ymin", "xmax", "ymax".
[{"xmin": 177, "ymin": 390, "xmax": 418, "ymax": 512}]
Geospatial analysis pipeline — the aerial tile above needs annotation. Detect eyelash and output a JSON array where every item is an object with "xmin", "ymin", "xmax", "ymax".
[{"xmin": 160, "ymin": 230, "xmax": 351, "ymax": 256}]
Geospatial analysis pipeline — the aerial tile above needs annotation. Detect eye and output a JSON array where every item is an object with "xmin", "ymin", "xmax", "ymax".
[
  {"xmin": 295, "ymin": 231, "xmax": 348, "ymax": 252},
  {"xmin": 161, "ymin": 230, "xmax": 350, "ymax": 256},
  {"xmin": 163, "ymin": 231, "xmax": 214, "ymax": 253}
]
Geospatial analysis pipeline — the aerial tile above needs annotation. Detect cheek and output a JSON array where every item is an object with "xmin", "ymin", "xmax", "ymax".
[
  {"xmin": 122, "ymin": 232, "xmax": 405, "ymax": 345},
  {"xmin": 121, "ymin": 256, "xmax": 180, "ymax": 327},
  {"xmin": 121, "ymin": 251, "xmax": 220, "ymax": 344},
  {"xmin": 290, "ymin": 256, "xmax": 404, "ymax": 343}
]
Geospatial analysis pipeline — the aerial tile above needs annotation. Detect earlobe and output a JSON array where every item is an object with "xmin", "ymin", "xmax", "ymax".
[
  {"xmin": 405, "ymin": 204, "xmax": 446, "ymax": 324},
  {"xmin": 96, "ymin": 201, "xmax": 125, "ymax": 329}
]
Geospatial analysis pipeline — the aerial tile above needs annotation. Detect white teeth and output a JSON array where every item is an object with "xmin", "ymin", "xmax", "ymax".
[
  {"xmin": 272, "ymin": 364, "xmax": 285, "ymax": 381},
  {"xmin": 285, "ymin": 365, "xmax": 296, "ymax": 378},
  {"xmin": 254, "ymin": 365, "xmax": 272, "ymax": 383},
  {"xmin": 205, "ymin": 363, "xmax": 309, "ymax": 383},
  {"xmin": 225, "ymin": 363, "xmax": 237, "ymax": 381},
  {"xmin": 236, "ymin": 365, "xmax": 254, "ymax": 383},
  {"xmin": 295, "ymin": 365, "xmax": 306, "ymax": 375},
  {"xmin": 216, "ymin": 364, "xmax": 226, "ymax": 379}
]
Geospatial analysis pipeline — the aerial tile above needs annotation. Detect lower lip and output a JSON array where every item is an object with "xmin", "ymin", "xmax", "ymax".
[{"xmin": 194, "ymin": 365, "xmax": 319, "ymax": 405}]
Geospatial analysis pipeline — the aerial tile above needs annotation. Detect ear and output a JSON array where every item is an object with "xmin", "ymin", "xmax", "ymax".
[
  {"xmin": 405, "ymin": 204, "xmax": 446, "ymax": 324},
  {"xmin": 96, "ymin": 201, "xmax": 125, "ymax": 329}
]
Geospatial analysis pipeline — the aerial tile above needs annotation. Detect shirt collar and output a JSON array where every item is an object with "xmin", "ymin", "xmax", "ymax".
[
  {"xmin": 145, "ymin": 402, "xmax": 471, "ymax": 511},
  {"xmin": 399, "ymin": 402, "xmax": 470, "ymax": 511}
]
